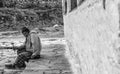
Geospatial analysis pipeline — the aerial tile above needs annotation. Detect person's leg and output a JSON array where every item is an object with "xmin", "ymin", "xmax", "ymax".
[
  {"xmin": 5, "ymin": 51, "xmax": 32, "ymax": 69},
  {"xmin": 14, "ymin": 51, "xmax": 32, "ymax": 68}
]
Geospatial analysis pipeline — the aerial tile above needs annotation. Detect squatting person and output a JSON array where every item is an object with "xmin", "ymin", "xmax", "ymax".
[{"xmin": 5, "ymin": 27, "xmax": 42, "ymax": 69}]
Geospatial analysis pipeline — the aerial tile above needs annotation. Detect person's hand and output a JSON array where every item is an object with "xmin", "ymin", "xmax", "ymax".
[
  {"xmin": 12, "ymin": 47, "xmax": 17, "ymax": 51},
  {"xmin": 31, "ymin": 55, "xmax": 36, "ymax": 59},
  {"xmin": 11, "ymin": 43, "xmax": 16, "ymax": 51},
  {"xmin": 31, "ymin": 55, "xmax": 40, "ymax": 59}
]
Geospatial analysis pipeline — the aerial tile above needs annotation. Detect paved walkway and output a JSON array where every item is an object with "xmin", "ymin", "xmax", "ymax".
[
  {"xmin": 22, "ymin": 44, "xmax": 72, "ymax": 74},
  {"xmin": 1, "ymin": 38, "xmax": 72, "ymax": 74}
]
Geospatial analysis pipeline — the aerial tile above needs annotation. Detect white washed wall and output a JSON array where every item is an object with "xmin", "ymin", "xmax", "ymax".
[{"xmin": 64, "ymin": 0, "xmax": 120, "ymax": 74}]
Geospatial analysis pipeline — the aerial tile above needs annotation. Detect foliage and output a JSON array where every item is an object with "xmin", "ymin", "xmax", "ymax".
[{"xmin": 0, "ymin": 0, "xmax": 63, "ymax": 31}]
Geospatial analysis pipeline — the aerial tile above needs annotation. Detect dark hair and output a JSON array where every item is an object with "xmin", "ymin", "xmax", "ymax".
[{"xmin": 21, "ymin": 27, "xmax": 30, "ymax": 33}]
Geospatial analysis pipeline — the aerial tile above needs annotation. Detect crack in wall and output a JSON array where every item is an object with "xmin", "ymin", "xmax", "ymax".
[
  {"xmin": 118, "ymin": 3, "xmax": 120, "ymax": 30},
  {"xmin": 103, "ymin": 0, "xmax": 106, "ymax": 9}
]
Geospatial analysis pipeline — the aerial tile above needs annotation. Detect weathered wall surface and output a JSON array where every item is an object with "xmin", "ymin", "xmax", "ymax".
[{"xmin": 64, "ymin": 0, "xmax": 120, "ymax": 74}]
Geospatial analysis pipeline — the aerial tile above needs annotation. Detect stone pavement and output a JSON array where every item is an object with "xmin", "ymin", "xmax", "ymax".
[{"xmin": 21, "ymin": 41, "xmax": 72, "ymax": 74}]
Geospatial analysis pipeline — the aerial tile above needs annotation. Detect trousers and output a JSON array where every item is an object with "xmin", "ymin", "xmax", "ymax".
[{"xmin": 14, "ymin": 48, "xmax": 32, "ymax": 67}]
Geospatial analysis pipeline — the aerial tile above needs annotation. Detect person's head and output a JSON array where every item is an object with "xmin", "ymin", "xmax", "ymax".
[{"xmin": 21, "ymin": 27, "xmax": 30, "ymax": 37}]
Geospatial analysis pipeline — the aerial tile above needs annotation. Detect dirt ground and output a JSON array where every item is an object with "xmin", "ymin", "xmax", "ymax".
[{"xmin": 0, "ymin": 28, "xmax": 72, "ymax": 74}]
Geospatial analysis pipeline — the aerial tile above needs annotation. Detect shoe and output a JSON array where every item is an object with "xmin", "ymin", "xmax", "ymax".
[
  {"xmin": 5, "ymin": 63, "xmax": 26, "ymax": 69},
  {"xmin": 17, "ymin": 63, "xmax": 26, "ymax": 69},
  {"xmin": 17, "ymin": 63, "xmax": 26, "ymax": 68},
  {"xmin": 5, "ymin": 63, "xmax": 15, "ymax": 69}
]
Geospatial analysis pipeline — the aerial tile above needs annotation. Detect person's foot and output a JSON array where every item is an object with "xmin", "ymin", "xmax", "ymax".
[
  {"xmin": 16, "ymin": 63, "xmax": 26, "ymax": 69},
  {"xmin": 5, "ymin": 63, "xmax": 26, "ymax": 69},
  {"xmin": 31, "ymin": 55, "xmax": 41, "ymax": 59},
  {"xmin": 5, "ymin": 63, "xmax": 15, "ymax": 69}
]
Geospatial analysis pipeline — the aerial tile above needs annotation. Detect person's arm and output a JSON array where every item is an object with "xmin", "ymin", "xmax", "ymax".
[
  {"xmin": 0, "ymin": 46, "xmax": 13, "ymax": 49},
  {"xmin": 13, "ymin": 40, "xmax": 26, "ymax": 50},
  {"xmin": 0, "ymin": 43, "xmax": 25, "ymax": 50},
  {"xmin": 13, "ymin": 44, "xmax": 25, "ymax": 50}
]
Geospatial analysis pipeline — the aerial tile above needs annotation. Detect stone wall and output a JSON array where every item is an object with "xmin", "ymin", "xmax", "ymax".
[{"xmin": 63, "ymin": 0, "xmax": 120, "ymax": 74}]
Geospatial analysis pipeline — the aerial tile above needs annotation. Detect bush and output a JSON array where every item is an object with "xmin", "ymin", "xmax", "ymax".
[{"xmin": 0, "ymin": 0, "xmax": 63, "ymax": 31}]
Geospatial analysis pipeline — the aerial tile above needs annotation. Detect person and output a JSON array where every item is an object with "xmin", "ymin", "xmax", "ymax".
[{"xmin": 5, "ymin": 27, "xmax": 42, "ymax": 69}]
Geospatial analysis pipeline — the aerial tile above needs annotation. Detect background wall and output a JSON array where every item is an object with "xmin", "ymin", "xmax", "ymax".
[{"xmin": 64, "ymin": 0, "xmax": 120, "ymax": 74}]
